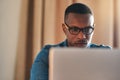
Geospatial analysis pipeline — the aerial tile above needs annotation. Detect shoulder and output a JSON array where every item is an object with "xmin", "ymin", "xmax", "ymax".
[
  {"xmin": 34, "ymin": 45, "xmax": 53, "ymax": 62},
  {"xmin": 38, "ymin": 40, "xmax": 66, "ymax": 56},
  {"xmin": 34, "ymin": 40, "xmax": 66, "ymax": 62},
  {"xmin": 89, "ymin": 43, "xmax": 112, "ymax": 49}
]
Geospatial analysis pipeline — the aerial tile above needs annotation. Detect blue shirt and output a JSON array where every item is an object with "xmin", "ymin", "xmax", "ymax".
[{"xmin": 30, "ymin": 40, "xmax": 111, "ymax": 80}]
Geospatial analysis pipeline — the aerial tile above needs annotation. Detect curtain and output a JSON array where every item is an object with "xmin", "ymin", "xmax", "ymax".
[
  {"xmin": 15, "ymin": 0, "xmax": 74, "ymax": 80},
  {"xmin": 114, "ymin": 0, "xmax": 120, "ymax": 48},
  {"xmin": 43, "ymin": 0, "xmax": 73, "ymax": 45},
  {"xmin": 0, "ymin": 0, "xmax": 119, "ymax": 80},
  {"xmin": 16, "ymin": 0, "xmax": 120, "ymax": 80}
]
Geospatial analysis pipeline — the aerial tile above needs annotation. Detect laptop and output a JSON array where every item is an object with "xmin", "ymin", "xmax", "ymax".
[{"xmin": 49, "ymin": 48, "xmax": 120, "ymax": 80}]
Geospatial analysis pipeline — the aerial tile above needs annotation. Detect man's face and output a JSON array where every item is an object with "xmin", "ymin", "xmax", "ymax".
[{"xmin": 62, "ymin": 13, "xmax": 94, "ymax": 48}]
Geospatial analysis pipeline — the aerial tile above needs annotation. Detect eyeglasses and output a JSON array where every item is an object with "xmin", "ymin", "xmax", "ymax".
[{"xmin": 65, "ymin": 23, "xmax": 94, "ymax": 35}]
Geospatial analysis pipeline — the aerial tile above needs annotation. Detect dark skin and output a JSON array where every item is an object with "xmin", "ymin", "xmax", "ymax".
[{"xmin": 62, "ymin": 13, "xmax": 94, "ymax": 48}]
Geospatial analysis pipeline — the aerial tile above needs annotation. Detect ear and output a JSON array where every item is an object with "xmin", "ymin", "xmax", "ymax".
[
  {"xmin": 62, "ymin": 23, "xmax": 67, "ymax": 35},
  {"xmin": 93, "ymin": 23, "xmax": 95, "ymax": 27},
  {"xmin": 91, "ymin": 23, "xmax": 95, "ymax": 35},
  {"xmin": 93, "ymin": 23, "xmax": 95, "ymax": 33}
]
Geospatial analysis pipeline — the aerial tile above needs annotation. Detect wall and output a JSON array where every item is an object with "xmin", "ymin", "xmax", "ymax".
[{"xmin": 0, "ymin": 0, "xmax": 21, "ymax": 80}]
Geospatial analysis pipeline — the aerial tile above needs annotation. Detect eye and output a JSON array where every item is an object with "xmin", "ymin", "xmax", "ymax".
[
  {"xmin": 83, "ymin": 27, "xmax": 94, "ymax": 34},
  {"xmin": 68, "ymin": 27, "xmax": 80, "ymax": 35},
  {"xmin": 69, "ymin": 27, "xmax": 79, "ymax": 32}
]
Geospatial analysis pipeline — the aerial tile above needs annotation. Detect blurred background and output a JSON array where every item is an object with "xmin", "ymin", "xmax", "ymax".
[{"xmin": 0, "ymin": 0, "xmax": 120, "ymax": 80}]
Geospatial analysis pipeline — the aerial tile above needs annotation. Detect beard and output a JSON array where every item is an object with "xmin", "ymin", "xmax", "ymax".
[{"xmin": 68, "ymin": 39, "xmax": 88, "ymax": 48}]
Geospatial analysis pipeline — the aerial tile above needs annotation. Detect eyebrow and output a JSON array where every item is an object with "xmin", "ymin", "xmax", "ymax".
[{"xmin": 69, "ymin": 25, "xmax": 92, "ymax": 28}]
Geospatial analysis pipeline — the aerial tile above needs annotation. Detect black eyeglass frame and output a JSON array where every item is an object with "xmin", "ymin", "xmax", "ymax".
[{"xmin": 65, "ymin": 23, "xmax": 94, "ymax": 35}]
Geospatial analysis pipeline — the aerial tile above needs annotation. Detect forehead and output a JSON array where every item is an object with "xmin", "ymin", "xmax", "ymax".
[{"xmin": 66, "ymin": 13, "xmax": 94, "ymax": 26}]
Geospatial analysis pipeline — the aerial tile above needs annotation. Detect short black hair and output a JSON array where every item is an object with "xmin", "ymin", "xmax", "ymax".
[{"xmin": 64, "ymin": 3, "xmax": 92, "ymax": 23}]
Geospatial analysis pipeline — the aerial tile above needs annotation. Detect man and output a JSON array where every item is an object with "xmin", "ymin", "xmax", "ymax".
[{"xmin": 30, "ymin": 3, "xmax": 111, "ymax": 80}]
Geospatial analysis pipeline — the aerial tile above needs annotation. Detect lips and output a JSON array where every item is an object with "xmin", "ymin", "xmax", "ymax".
[
  {"xmin": 74, "ymin": 43, "xmax": 87, "ymax": 47},
  {"xmin": 75, "ymin": 41, "xmax": 87, "ymax": 44},
  {"xmin": 75, "ymin": 42, "xmax": 87, "ymax": 44},
  {"xmin": 75, "ymin": 42, "xmax": 87, "ymax": 45}
]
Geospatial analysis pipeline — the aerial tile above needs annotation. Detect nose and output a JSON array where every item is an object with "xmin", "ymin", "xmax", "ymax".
[{"xmin": 77, "ymin": 32, "xmax": 86, "ymax": 39}]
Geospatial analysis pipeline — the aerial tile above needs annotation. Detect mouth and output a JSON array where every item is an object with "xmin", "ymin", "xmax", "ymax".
[
  {"xmin": 74, "ymin": 43, "xmax": 87, "ymax": 47},
  {"xmin": 75, "ymin": 42, "xmax": 87, "ymax": 45},
  {"xmin": 73, "ymin": 39, "xmax": 88, "ymax": 47}
]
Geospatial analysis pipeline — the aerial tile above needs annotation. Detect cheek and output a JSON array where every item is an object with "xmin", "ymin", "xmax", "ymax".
[
  {"xmin": 67, "ymin": 34, "xmax": 76, "ymax": 41},
  {"xmin": 86, "ymin": 35, "xmax": 93, "ymax": 40},
  {"xmin": 86, "ymin": 35, "xmax": 90, "ymax": 39}
]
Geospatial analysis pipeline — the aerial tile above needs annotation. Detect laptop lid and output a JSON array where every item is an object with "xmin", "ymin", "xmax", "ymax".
[{"xmin": 49, "ymin": 48, "xmax": 120, "ymax": 80}]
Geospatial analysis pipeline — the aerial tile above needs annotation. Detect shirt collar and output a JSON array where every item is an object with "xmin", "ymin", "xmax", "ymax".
[{"xmin": 63, "ymin": 39, "xmax": 68, "ymax": 47}]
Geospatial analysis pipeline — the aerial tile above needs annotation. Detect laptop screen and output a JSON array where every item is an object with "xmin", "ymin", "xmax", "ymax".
[{"xmin": 49, "ymin": 48, "xmax": 120, "ymax": 80}]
